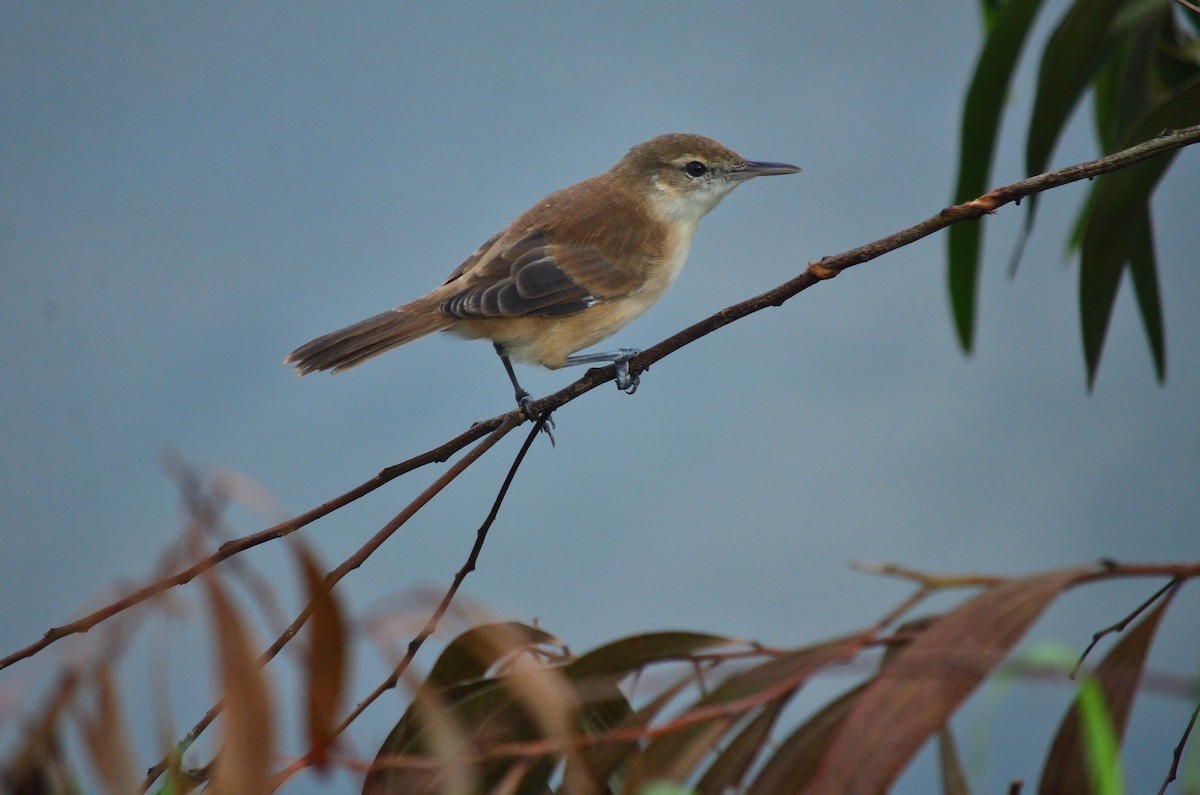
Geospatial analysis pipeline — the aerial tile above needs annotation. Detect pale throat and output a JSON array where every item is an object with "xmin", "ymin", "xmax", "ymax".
[
  {"xmin": 648, "ymin": 176, "xmax": 737, "ymax": 227},
  {"xmin": 643, "ymin": 176, "xmax": 737, "ymax": 294}
]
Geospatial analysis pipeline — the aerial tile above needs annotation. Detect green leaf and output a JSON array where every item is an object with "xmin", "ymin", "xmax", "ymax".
[
  {"xmin": 1127, "ymin": 216, "xmax": 1166, "ymax": 382},
  {"xmin": 1077, "ymin": 681, "xmax": 1125, "ymax": 795},
  {"xmin": 1016, "ymin": 0, "xmax": 1129, "ymax": 271},
  {"xmin": 948, "ymin": 0, "xmax": 1047, "ymax": 351},
  {"xmin": 1026, "ymin": 0, "xmax": 1130, "ymax": 177},
  {"xmin": 979, "ymin": 0, "xmax": 1004, "ymax": 31},
  {"xmin": 1092, "ymin": 2, "xmax": 1166, "ymax": 151},
  {"xmin": 1080, "ymin": 75, "xmax": 1200, "ymax": 386},
  {"xmin": 641, "ymin": 784, "xmax": 698, "ymax": 795}
]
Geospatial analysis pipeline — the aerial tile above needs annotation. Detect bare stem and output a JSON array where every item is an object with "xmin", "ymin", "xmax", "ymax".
[{"xmin": 139, "ymin": 417, "xmax": 519, "ymax": 791}]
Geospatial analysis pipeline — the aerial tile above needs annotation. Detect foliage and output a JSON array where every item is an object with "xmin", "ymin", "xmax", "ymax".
[
  {"xmin": 3, "ymin": 9, "xmax": 1200, "ymax": 791},
  {"xmin": 360, "ymin": 575, "xmax": 1185, "ymax": 794},
  {"xmin": 1, "ymin": 523, "xmax": 1195, "ymax": 794},
  {"xmin": 949, "ymin": 0, "xmax": 1200, "ymax": 386}
]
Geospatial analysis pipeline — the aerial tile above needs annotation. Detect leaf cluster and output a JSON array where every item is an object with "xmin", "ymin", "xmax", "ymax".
[
  {"xmin": 358, "ymin": 572, "xmax": 1191, "ymax": 795},
  {"xmin": 949, "ymin": 0, "xmax": 1200, "ymax": 386}
]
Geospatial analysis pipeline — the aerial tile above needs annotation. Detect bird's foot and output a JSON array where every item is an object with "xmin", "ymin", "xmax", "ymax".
[
  {"xmin": 516, "ymin": 390, "xmax": 537, "ymax": 422},
  {"xmin": 516, "ymin": 389, "xmax": 556, "ymax": 443},
  {"xmin": 612, "ymin": 348, "xmax": 641, "ymax": 394}
]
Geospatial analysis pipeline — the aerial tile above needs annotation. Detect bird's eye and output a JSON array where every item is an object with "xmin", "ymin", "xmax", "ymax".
[{"xmin": 682, "ymin": 161, "xmax": 708, "ymax": 178}]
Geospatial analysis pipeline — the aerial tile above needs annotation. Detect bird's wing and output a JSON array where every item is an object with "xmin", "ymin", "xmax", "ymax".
[
  {"xmin": 441, "ymin": 231, "xmax": 504, "ymax": 286},
  {"xmin": 439, "ymin": 230, "xmax": 636, "ymax": 319}
]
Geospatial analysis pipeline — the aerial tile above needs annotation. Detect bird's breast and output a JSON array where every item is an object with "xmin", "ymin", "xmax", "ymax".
[{"xmin": 633, "ymin": 231, "xmax": 693, "ymax": 303}]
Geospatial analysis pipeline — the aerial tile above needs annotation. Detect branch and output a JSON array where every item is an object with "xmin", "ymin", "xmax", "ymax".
[
  {"xmin": 1070, "ymin": 577, "xmax": 1182, "ymax": 678},
  {"xmin": 4, "ymin": 123, "xmax": 1197, "ymax": 792},
  {"xmin": 5, "ymin": 124, "xmax": 1198, "ymax": 675},
  {"xmin": 0, "ymin": 415, "xmax": 510, "ymax": 673},
  {"xmin": 270, "ymin": 413, "xmax": 551, "ymax": 790},
  {"xmin": 1158, "ymin": 699, "xmax": 1200, "ymax": 795},
  {"xmin": 588, "ymin": 124, "xmax": 1200, "ymax": 396},
  {"xmin": 139, "ymin": 417, "xmax": 520, "ymax": 790}
]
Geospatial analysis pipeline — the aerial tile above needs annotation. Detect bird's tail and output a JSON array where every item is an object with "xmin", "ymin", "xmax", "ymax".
[{"xmin": 285, "ymin": 299, "xmax": 453, "ymax": 375}]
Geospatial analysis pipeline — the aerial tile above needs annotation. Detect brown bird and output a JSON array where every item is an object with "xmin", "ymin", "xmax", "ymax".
[{"xmin": 285, "ymin": 133, "xmax": 801, "ymax": 415}]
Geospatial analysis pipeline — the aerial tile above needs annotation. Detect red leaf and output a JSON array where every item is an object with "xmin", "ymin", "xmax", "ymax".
[
  {"xmin": 806, "ymin": 568, "xmax": 1085, "ymax": 794},
  {"xmin": 205, "ymin": 572, "xmax": 274, "ymax": 795},
  {"xmin": 1037, "ymin": 584, "xmax": 1177, "ymax": 794},
  {"xmin": 298, "ymin": 545, "xmax": 348, "ymax": 772}
]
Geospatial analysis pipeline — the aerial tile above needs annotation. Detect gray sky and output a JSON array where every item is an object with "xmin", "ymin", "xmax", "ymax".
[{"xmin": 2, "ymin": 3, "xmax": 1198, "ymax": 792}]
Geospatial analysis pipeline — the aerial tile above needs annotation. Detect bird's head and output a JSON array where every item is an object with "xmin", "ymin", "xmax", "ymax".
[{"xmin": 614, "ymin": 133, "xmax": 801, "ymax": 226}]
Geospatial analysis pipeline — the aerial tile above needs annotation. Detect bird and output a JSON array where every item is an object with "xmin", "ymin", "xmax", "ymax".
[{"xmin": 285, "ymin": 133, "xmax": 801, "ymax": 416}]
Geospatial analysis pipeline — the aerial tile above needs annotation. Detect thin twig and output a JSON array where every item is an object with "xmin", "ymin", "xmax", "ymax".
[
  {"xmin": 0, "ymin": 414, "xmax": 510, "ymax": 673},
  {"xmin": 355, "ymin": 634, "xmax": 865, "ymax": 768},
  {"xmin": 7, "ymin": 124, "xmax": 1199, "ymax": 676},
  {"xmin": 851, "ymin": 560, "xmax": 1009, "ymax": 631},
  {"xmin": 851, "ymin": 560, "xmax": 1009, "ymax": 589},
  {"xmin": 139, "ymin": 417, "xmax": 520, "ymax": 792},
  {"xmin": 351, "ymin": 413, "xmax": 548, "ymax": 729},
  {"xmin": 270, "ymin": 412, "xmax": 550, "ymax": 790},
  {"xmin": 1070, "ymin": 577, "xmax": 1181, "ymax": 679},
  {"xmin": 600, "ymin": 124, "xmax": 1200, "ymax": 394},
  {"xmin": 289, "ymin": 563, "xmax": 1200, "ymax": 782},
  {"xmin": 0, "ymin": 122, "xmax": 1193, "ymax": 791},
  {"xmin": 1158, "ymin": 698, "xmax": 1200, "ymax": 795}
]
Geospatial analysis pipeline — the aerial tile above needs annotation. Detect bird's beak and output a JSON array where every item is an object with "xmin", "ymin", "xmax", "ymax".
[{"xmin": 732, "ymin": 160, "xmax": 803, "ymax": 180}]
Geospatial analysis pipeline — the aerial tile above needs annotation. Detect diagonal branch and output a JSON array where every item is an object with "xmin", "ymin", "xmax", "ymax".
[
  {"xmin": 0, "ymin": 414, "xmax": 509, "ymax": 673},
  {"xmin": 269, "ymin": 412, "xmax": 552, "ymax": 790},
  {"xmin": 139, "ymin": 416, "xmax": 520, "ymax": 790},
  {"xmin": 548, "ymin": 123, "xmax": 1200, "ymax": 402},
  {"xmin": 4, "ymin": 124, "xmax": 1198, "ymax": 679}
]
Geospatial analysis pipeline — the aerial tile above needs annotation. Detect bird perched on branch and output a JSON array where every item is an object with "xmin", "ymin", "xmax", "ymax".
[{"xmin": 285, "ymin": 133, "xmax": 801, "ymax": 416}]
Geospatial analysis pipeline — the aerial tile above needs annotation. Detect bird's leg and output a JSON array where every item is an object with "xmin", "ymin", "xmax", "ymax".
[
  {"xmin": 564, "ymin": 347, "xmax": 641, "ymax": 394},
  {"xmin": 494, "ymin": 342, "xmax": 539, "ymax": 420},
  {"xmin": 493, "ymin": 344, "xmax": 556, "ymax": 442}
]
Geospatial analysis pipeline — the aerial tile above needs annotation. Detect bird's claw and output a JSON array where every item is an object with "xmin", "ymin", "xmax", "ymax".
[
  {"xmin": 516, "ymin": 391, "xmax": 556, "ymax": 444},
  {"xmin": 613, "ymin": 348, "xmax": 640, "ymax": 394},
  {"xmin": 516, "ymin": 391, "xmax": 537, "ymax": 422},
  {"xmin": 614, "ymin": 360, "xmax": 639, "ymax": 394}
]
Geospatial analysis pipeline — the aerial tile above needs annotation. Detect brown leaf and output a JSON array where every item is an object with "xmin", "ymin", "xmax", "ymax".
[
  {"xmin": 806, "ymin": 568, "xmax": 1085, "ymax": 794},
  {"xmin": 938, "ymin": 726, "xmax": 972, "ymax": 795},
  {"xmin": 748, "ymin": 683, "xmax": 867, "ymax": 795},
  {"xmin": 566, "ymin": 672, "xmax": 693, "ymax": 792},
  {"xmin": 631, "ymin": 637, "xmax": 860, "ymax": 791},
  {"xmin": 364, "ymin": 623, "xmax": 570, "ymax": 795},
  {"xmin": 298, "ymin": 545, "xmax": 348, "ymax": 771},
  {"xmin": 695, "ymin": 700, "xmax": 787, "ymax": 794},
  {"xmin": 2, "ymin": 731, "xmax": 76, "ymax": 795},
  {"xmin": 79, "ymin": 665, "xmax": 139, "ymax": 795},
  {"xmin": 204, "ymin": 572, "xmax": 274, "ymax": 795},
  {"xmin": 1037, "ymin": 584, "xmax": 1177, "ymax": 794}
]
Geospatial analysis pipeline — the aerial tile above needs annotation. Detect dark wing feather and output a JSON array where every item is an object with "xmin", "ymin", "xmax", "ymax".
[{"xmin": 440, "ymin": 230, "xmax": 623, "ymax": 319}]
